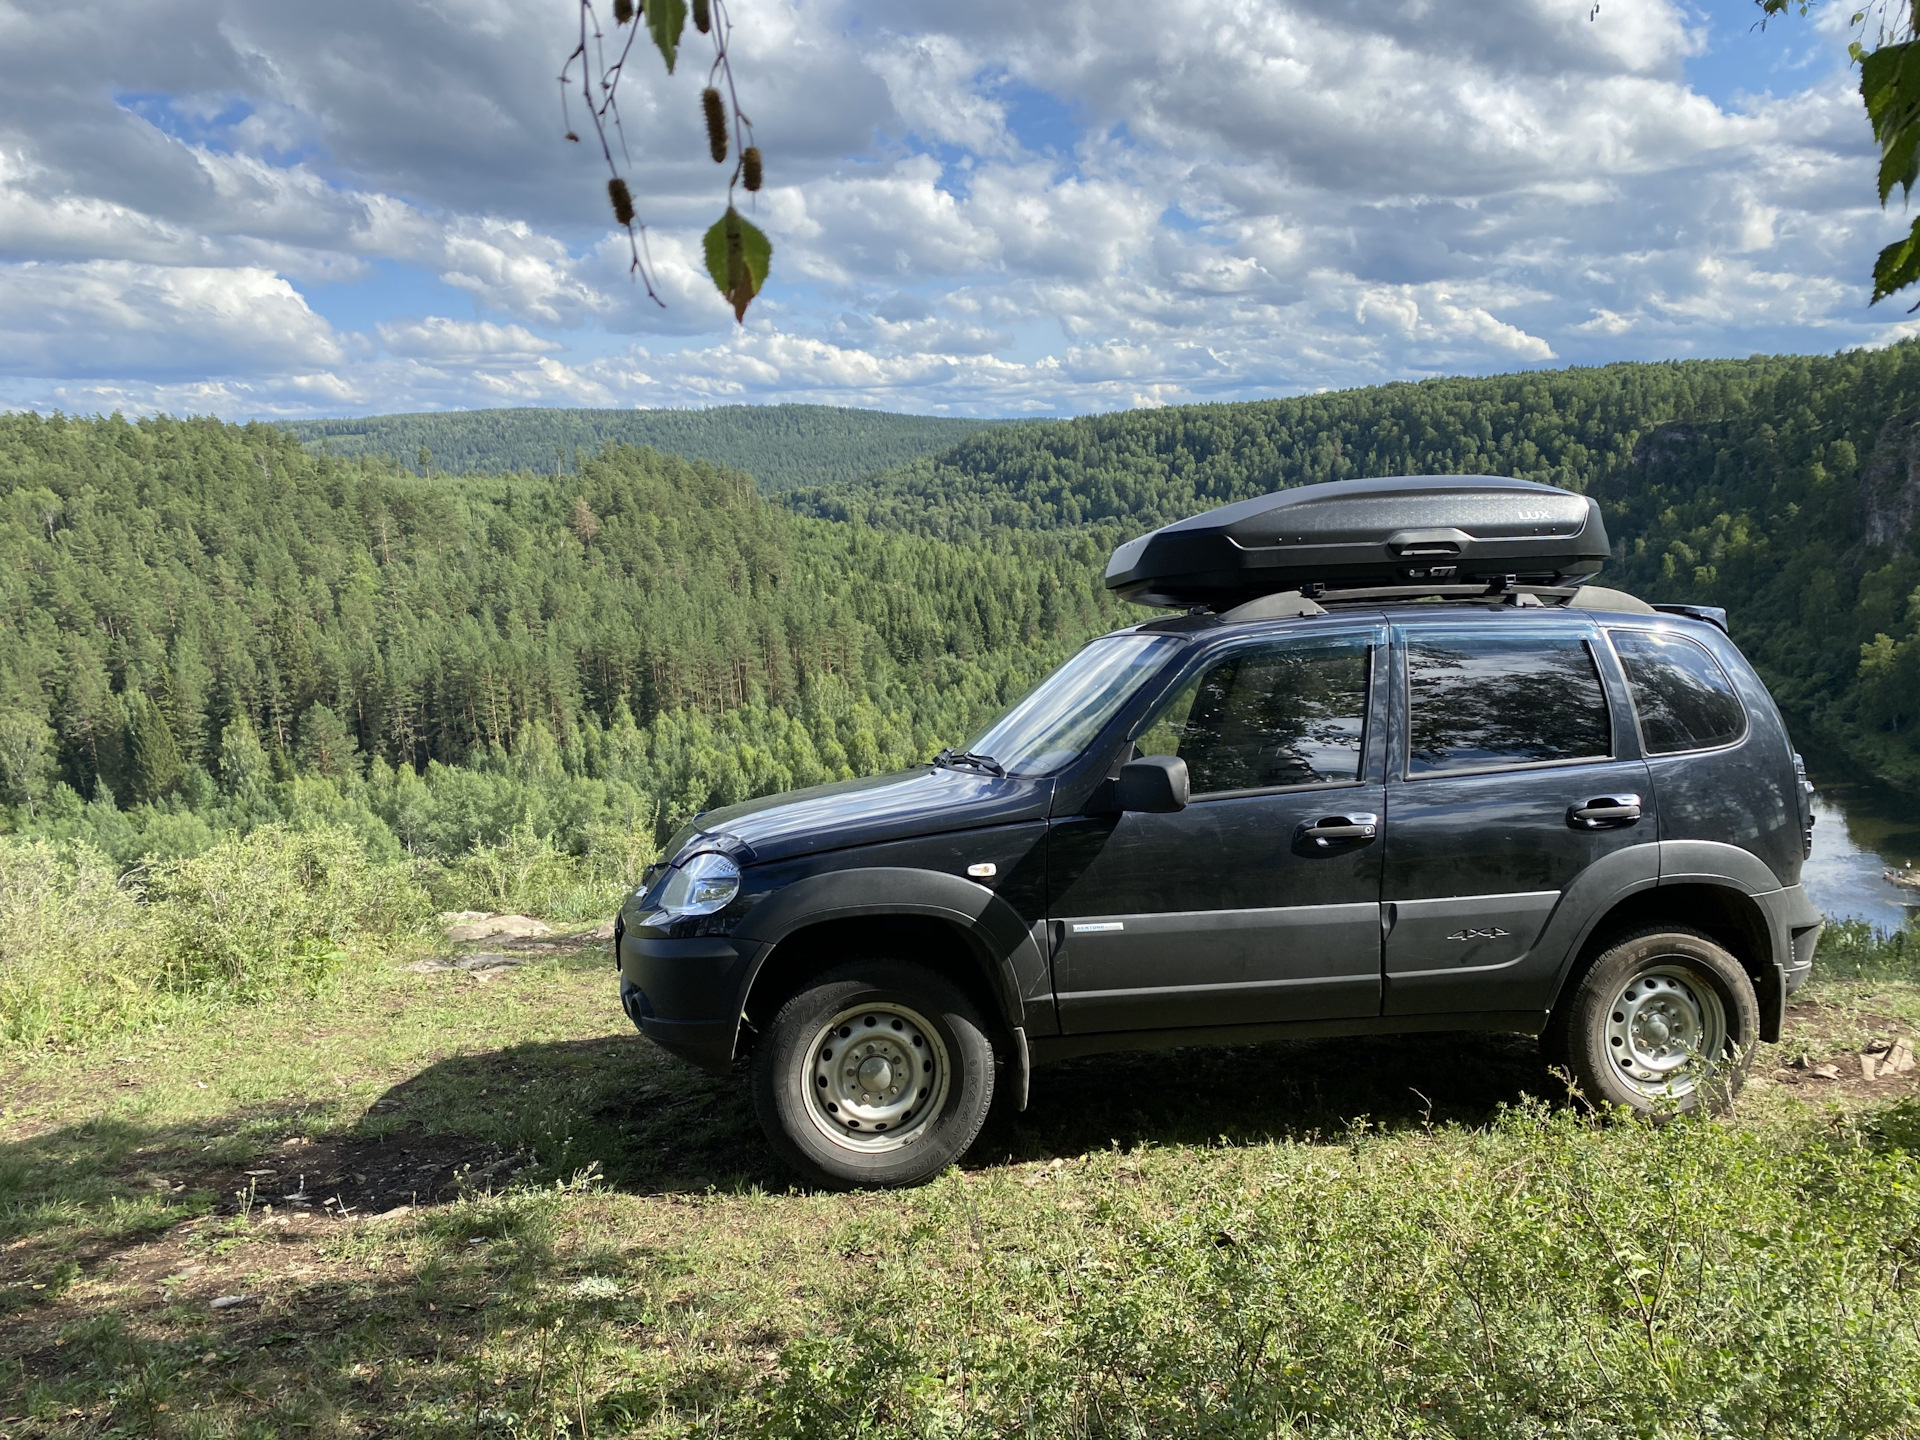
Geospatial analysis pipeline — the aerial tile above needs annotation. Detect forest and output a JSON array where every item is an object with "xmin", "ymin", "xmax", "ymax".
[
  {"xmin": 0, "ymin": 413, "xmax": 1119, "ymax": 884},
  {"xmin": 802, "ymin": 345, "xmax": 1920, "ymax": 789},
  {"xmin": 4, "ymin": 342, "xmax": 1919, "ymax": 885},
  {"xmin": 279, "ymin": 404, "xmax": 1002, "ymax": 491}
]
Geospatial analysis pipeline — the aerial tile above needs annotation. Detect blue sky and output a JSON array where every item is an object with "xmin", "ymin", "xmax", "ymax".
[{"xmin": 0, "ymin": 0, "xmax": 1912, "ymax": 419}]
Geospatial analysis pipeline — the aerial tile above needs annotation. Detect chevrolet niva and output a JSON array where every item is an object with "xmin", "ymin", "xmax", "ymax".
[{"xmin": 616, "ymin": 476, "xmax": 1822, "ymax": 1187}]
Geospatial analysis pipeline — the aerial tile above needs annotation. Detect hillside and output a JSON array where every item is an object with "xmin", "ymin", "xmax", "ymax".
[
  {"xmin": 0, "ymin": 414, "xmax": 1119, "ymax": 866},
  {"xmin": 278, "ymin": 404, "xmax": 1005, "ymax": 491},
  {"xmin": 795, "ymin": 349, "xmax": 1920, "ymax": 789}
]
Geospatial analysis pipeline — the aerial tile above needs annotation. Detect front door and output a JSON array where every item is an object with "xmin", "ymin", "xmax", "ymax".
[
  {"xmin": 1048, "ymin": 627, "xmax": 1388, "ymax": 1034},
  {"xmin": 1382, "ymin": 622, "xmax": 1657, "ymax": 1015}
]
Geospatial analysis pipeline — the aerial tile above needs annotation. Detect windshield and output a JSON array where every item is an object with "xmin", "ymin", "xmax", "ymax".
[{"xmin": 962, "ymin": 634, "xmax": 1177, "ymax": 777}]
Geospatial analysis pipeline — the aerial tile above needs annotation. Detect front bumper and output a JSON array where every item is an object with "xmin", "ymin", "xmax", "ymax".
[{"xmin": 617, "ymin": 929, "xmax": 753, "ymax": 1074}]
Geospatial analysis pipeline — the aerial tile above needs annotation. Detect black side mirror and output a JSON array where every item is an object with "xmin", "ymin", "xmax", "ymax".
[{"xmin": 1115, "ymin": 755, "xmax": 1190, "ymax": 813}]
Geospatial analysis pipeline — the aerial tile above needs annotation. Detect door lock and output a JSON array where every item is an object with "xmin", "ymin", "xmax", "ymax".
[{"xmin": 1567, "ymin": 795, "xmax": 1642, "ymax": 830}]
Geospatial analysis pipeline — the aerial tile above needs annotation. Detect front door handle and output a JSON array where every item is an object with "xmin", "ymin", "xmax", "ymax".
[
  {"xmin": 1568, "ymin": 794, "xmax": 1642, "ymax": 830},
  {"xmin": 1295, "ymin": 812, "xmax": 1379, "ymax": 852}
]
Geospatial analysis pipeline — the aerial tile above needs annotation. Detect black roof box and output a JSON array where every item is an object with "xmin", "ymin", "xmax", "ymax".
[{"xmin": 1105, "ymin": 475, "xmax": 1610, "ymax": 609}]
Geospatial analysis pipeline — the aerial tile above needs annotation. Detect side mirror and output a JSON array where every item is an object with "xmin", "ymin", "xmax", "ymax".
[{"xmin": 1115, "ymin": 755, "xmax": 1190, "ymax": 813}]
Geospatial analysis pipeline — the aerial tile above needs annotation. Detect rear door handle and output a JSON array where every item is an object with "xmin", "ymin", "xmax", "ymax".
[
  {"xmin": 1295, "ymin": 813, "xmax": 1379, "ymax": 852},
  {"xmin": 1568, "ymin": 795, "xmax": 1642, "ymax": 830}
]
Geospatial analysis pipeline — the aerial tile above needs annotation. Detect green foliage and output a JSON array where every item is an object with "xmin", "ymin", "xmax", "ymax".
[
  {"xmin": 0, "ymin": 411, "xmax": 1118, "ymax": 877},
  {"xmin": 763, "ymin": 1106, "xmax": 1920, "ymax": 1439},
  {"xmin": 705, "ymin": 207, "xmax": 772, "ymax": 322},
  {"xmin": 1816, "ymin": 915, "xmax": 1920, "ymax": 979},
  {"xmin": 277, "ymin": 405, "xmax": 1004, "ymax": 491},
  {"xmin": 0, "ymin": 826, "xmax": 428, "ymax": 1047}
]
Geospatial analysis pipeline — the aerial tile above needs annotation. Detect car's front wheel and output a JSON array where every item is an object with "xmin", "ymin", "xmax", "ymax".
[
  {"xmin": 751, "ymin": 960, "xmax": 996, "ymax": 1188},
  {"xmin": 1548, "ymin": 927, "xmax": 1760, "ymax": 1115}
]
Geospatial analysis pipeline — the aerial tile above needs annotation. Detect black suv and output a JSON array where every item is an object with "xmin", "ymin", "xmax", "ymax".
[{"xmin": 617, "ymin": 477, "xmax": 1822, "ymax": 1187}]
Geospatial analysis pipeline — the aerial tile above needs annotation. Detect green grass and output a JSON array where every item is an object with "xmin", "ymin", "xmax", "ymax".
[{"xmin": 4, "ymin": 945, "xmax": 1920, "ymax": 1438}]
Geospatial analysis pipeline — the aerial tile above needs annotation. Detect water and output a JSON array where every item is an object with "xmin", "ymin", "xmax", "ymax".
[{"xmin": 1802, "ymin": 773, "xmax": 1920, "ymax": 934}]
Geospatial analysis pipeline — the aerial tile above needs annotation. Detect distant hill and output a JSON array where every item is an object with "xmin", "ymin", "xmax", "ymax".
[
  {"xmin": 791, "ymin": 348, "xmax": 1920, "ymax": 790},
  {"xmin": 277, "ymin": 405, "xmax": 1008, "ymax": 491}
]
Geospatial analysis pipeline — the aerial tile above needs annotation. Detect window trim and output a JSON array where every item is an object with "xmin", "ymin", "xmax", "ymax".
[
  {"xmin": 1397, "ymin": 627, "xmax": 1616, "ymax": 782},
  {"xmin": 1128, "ymin": 629, "xmax": 1378, "ymax": 801},
  {"xmin": 1603, "ymin": 626, "xmax": 1751, "ymax": 760}
]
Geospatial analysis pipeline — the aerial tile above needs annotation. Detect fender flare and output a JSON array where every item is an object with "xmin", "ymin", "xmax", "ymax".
[{"xmin": 731, "ymin": 867, "xmax": 1043, "ymax": 1042}]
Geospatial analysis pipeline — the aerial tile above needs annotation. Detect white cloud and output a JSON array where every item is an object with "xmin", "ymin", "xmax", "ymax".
[{"xmin": 0, "ymin": 0, "xmax": 1913, "ymax": 419}]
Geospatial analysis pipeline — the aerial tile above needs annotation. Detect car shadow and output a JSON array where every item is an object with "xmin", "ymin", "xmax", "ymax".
[{"xmin": 347, "ymin": 1025, "xmax": 1561, "ymax": 1194}]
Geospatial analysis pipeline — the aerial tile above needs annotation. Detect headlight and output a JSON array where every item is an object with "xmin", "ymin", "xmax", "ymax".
[{"xmin": 656, "ymin": 851, "xmax": 741, "ymax": 916}]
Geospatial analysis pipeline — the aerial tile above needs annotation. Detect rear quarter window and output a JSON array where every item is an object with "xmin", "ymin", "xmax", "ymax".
[
  {"xmin": 1404, "ymin": 630, "xmax": 1612, "ymax": 775},
  {"xmin": 1609, "ymin": 629, "xmax": 1747, "ymax": 754}
]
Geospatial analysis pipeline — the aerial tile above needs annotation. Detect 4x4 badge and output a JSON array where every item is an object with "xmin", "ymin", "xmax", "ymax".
[{"xmin": 1446, "ymin": 926, "xmax": 1510, "ymax": 942}]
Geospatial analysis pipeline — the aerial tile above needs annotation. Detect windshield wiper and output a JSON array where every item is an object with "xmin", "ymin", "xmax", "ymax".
[{"xmin": 932, "ymin": 748, "xmax": 1005, "ymax": 777}]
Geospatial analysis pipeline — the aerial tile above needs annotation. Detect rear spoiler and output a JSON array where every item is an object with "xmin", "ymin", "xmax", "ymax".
[{"xmin": 1650, "ymin": 603, "xmax": 1729, "ymax": 634}]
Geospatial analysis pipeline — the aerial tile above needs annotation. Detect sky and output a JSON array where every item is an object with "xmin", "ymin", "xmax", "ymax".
[{"xmin": 0, "ymin": 0, "xmax": 1912, "ymax": 419}]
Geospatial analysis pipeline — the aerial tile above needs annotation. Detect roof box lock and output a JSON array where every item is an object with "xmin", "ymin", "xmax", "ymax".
[{"xmin": 1387, "ymin": 527, "xmax": 1469, "ymax": 558}]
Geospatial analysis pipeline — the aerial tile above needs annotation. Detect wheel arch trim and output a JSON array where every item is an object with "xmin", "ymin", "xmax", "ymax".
[{"xmin": 730, "ymin": 867, "xmax": 1042, "ymax": 1055}]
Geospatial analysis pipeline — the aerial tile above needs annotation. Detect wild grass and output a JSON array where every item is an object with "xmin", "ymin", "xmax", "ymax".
[{"xmin": 1816, "ymin": 916, "xmax": 1920, "ymax": 980}]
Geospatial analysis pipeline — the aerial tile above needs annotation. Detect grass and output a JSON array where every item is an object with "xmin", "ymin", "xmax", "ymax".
[{"xmin": 3, "ymin": 929, "xmax": 1920, "ymax": 1438}]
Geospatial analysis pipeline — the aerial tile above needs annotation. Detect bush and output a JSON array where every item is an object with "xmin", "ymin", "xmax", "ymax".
[
  {"xmin": 1815, "ymin": 917, "xmax": 1920, "ymax": 981},
  {"xmin": 0, "ymin": 825, "xmax": 430, "ymax": 1048},
  {"xmin": 0, "ymin": 838, "xmax": 155, "ymax": 1047},
  {"xmin": 440, "ymin": 820, "xmax": 658, "ymax": 922},
  {"xmin": 145, "ymin": 825, "xmax": 430, "ymax": 998}
]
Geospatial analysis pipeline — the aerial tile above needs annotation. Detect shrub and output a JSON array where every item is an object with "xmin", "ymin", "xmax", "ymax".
[
  {"xmin": 1815, "ymin": 916, "xmax": 1920, "ymax": 981},
  {"xmin": 0, "ymin": 838, "xmax": 155, "ymax": 1047},
  {"xmin": 441, "ymin": 820, "xmax": 657, "ymax": 922},
  {"xmin": 145, "ymin": 824, "xmax": 429, "ymax": 998}
]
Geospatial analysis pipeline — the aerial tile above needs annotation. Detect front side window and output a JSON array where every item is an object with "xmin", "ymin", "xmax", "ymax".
[
  {"xmin": 963, "ymin": 633, "xmax": 1178, "ymax": 777},
  {"xmin": 1134, "ymin": 635, "xmax": 1371, "ymax": 795},
  {"xmin": 1610, "ymin": 629, "xmax": 1747, "ymax": 754},
  {"xmin": 1405, "ymin": 630, "xmax": 1611, "ymax": 775}
]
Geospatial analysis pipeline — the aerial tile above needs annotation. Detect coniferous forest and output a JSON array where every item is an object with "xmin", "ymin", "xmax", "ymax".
[{"xmin": 3, "ymin": 343, "xmax": 1919, "ymax": 882}]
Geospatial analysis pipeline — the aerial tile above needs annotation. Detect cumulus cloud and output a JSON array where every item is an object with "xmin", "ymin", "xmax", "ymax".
[{"xmin": 0, "ymin": 0, "xmax": 1911, "ymax": 418}]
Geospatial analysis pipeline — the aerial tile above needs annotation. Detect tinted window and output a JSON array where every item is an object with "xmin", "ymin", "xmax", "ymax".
[
  {"xmin": 1405, "ymin": 632, "xmax": 1611, "ymax": 775},
  {"xmin": 1135, "ymin": 636, "xmax": 1370, "ymax": 794},
  {"xmin": 1610, "ymin": 630, "xmax": 1747, "ymax": 755}
]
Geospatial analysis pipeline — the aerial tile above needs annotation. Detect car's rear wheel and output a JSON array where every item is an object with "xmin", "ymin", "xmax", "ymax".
[
  {"xmin": 751, "ymin": 960, "xmax": 995, "ymax": 1188},
  {"xmin": 1547, "ymin": 927, "xmax": 1759, "ymax": 1115}
]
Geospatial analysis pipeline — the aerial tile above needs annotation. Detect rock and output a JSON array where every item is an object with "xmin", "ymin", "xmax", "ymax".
[
  {"xmin": 453, "ymin": 953, "xmax": 520, "ymax": 972},
  {"xmin": 1862, "ymin": 1054, "xmax": 1881, "ymax": 1081},
  {"xmin": 584, "ymin": 920, "xmax": 616, "ymax": 941},
  {"xmin": 1812, "ymin": 1063, "xmax": 1842, "ymax": 1080},
  {"xmin": 1885, "ymin": 1039, "xmax": 1916, "ymax": 1076},
  {"xmin": 446, "ymin": 914, "xmax": 552, "ymax": 943},
  {"xmin": 210, "ymin": 1295, "xmax": 253, "ymax": 1310}
]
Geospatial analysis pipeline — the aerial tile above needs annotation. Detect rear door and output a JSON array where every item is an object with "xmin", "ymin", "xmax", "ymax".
[
  {"xmin": 1047, "ymin": 626, "xmax": 1388, "ymax": 1033},
  {"xmin": 1382, "ymin": 620, "xmax": 1656, "ymax": 1015}
]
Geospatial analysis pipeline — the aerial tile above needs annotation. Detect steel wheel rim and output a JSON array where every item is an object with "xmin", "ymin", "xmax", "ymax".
[
  {"xmin": 802, "ymin": 1002, "xmax": 951, "ymax": 1154},
  {"xmin": 1604, "ymin": 963, "xmax": 1727, "ymax": 1099}
]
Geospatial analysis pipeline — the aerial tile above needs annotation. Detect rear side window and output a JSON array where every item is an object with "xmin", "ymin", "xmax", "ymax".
[
  {"xmin": 1135, "ymin": 635, "xmax": 1371, "ymax": 794},
  {"xmin": 1405, "ymin": 631, "xmax": 1611, "ymax": 775},
  {"xmin": 1610, "ymin": 630, "xmax": 1747, "ymax": 755}
]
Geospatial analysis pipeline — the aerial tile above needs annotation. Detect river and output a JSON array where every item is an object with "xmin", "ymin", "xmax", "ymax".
[{"xmin": 1803, "ymin": 771, "xmax": 1920, "ymax": 935}]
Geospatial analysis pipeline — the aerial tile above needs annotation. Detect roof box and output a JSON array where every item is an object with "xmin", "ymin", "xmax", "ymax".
[{"xmin": 1104, "ymin": 475, "xmax": 1610, "ymax": 609}]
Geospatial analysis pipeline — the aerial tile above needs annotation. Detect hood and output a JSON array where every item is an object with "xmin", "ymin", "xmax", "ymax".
[{"xmin": 669, "ymin": 766, "xmax": 1055, "ymax": 866}]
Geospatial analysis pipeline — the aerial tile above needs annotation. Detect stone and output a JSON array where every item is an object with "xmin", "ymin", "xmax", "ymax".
[
  {"xmin": 1862, "ymin": 1054, "xmax": 1881, "ymax": 1081},
  {"xmin": 445, "ymin": 914, "xmax": 552, "ymax": 943},
  {"xmin": 1884, "ymin": 1039, "xmax": 1916, "ymax": 1076},
  {"xmin": 210, "ymin": 1295, "xmax": 252, "ymax": 1310},
  {"xmin": 1812, "ymin": 1063, "xmax": 1842, "ymax": 1080}
]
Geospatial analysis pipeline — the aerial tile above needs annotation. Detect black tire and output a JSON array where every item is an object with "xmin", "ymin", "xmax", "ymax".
[
  {"xmin": 751, "ymin": 960, "xmax": 996, "ymax": 1188},
  {"xmin": 1546, "ymin": 927, "xmax": 1760, "ymax": 1116}
]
